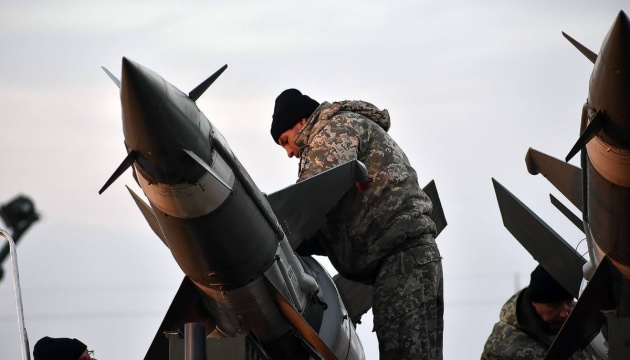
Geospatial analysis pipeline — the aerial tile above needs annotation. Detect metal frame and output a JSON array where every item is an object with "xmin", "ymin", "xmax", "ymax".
[{"xmin": 0, "ymin": 228, "xmax": 31, "ymax": 360}]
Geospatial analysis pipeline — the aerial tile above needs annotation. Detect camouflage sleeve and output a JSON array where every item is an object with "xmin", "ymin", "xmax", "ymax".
[
  {"xmin": 481, "ymin": 322, "xmax": 548, "ymax": 360},
  {"xmin": 480, "ymin": 323, "xmax": 507, "ymax": 360},
  {"xmin": 298, "ymin": 115, "xmax": 360, "ymax": 181}
]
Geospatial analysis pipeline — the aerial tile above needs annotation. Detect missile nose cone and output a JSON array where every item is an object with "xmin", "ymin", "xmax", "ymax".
[
  {"xmin": 589, "ymin": 10, "xmax": 630, "ymax": 147},
  {"xmin": 119, "ymin": 58, "xmax": 209, "ymax": 184},
  {"xmin": 120, "ymin": 57, "xmax": 169, "ymax": 149},
  {"xmin": 121, "ymin": 57, "xmax": 152, "ymax": 91},
  {"xmin": 597, "ymin": 11, "xmax": 630, "ymax": 80}
]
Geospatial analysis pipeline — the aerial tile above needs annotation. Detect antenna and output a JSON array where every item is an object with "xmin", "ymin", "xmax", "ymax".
[{"xmin": 0, "ymin": 229, "xmax": 31, "ymax": 360}]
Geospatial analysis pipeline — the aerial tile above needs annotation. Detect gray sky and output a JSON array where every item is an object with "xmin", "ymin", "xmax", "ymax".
[{"xmin": 0, "ymin": 1, "xmax": 626, "ymax": 359}]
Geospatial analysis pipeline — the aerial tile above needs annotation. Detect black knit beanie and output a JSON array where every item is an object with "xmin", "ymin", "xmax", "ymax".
[
  {"xmin": 529, "ymin": 265, "xmax": 573, "ymax": 303},
  {"xmin": 270, "ymin": 89, "xmax": 319, "ymax": 143},
  {"xmin": 33, "ymin": 336, "xmax": 87, "ymax": 360}
]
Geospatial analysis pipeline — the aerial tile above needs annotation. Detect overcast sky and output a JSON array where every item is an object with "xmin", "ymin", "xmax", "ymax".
[{"xmin": 0, "ymin": 1, "xmax": 627, "ymax": 359}]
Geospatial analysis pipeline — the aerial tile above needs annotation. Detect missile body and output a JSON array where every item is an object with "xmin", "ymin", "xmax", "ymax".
[
  {"xmin": 583, "ymin": 11, "xmax": 630, "ymax": 281},
  {"xmin": 111, "ymin": 58, "xmax": 364, "ymax": 359}
]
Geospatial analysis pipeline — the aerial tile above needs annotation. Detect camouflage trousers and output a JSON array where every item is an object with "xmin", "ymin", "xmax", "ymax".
[{"xmin": 372, "ymin": 241, "xmax": 443, "ymax": 360}]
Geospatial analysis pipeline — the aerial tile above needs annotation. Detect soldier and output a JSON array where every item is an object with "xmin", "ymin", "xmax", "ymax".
[
  {"xmin": 33, "ymin": 336, "xmax": 97, "ymax": 360},
  {"xmin": 270, "ymin": 89, "xmax": 443, "ymax": 360},
  {"xmin": 481, "ymin": 265, "xmax": 591, "ymax": 359}
]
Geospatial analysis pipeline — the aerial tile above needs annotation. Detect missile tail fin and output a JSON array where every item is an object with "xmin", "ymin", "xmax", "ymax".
[
  {"xmin": 144, "ymin": 277, "xmax": 216, "ymax": 360},
  {"xmin": 333, "ymin": 274, "xmax": 373, "ymax": 326},
  {"xmin": 101, "ymin": 66, "xmax": 121, "ymax": 88},
  {"xmin": 493, "ymin": 178, "xmax": 585, "ymax": 298},
  {"xmin": 562, "ymin": 32, "xmax": 598, "ymax": 64},
  {"xmin": 126, "ymin": 186, "xmax": 168, "ymax": 247},
  {"xmin": 189, "ymin": 64, "xmax": 228, "ymax": 101},
  {"xmin": 545, "ymin": 257, "xmax": 616, "ymax": 360},
  {"xmin": 422, "ymin": 180, "xmax": 447, "ymax": 237},
  {"xmin": 267, "ymin": 160, "xmax": 368, "ymax": 250},
  {"xmin": 525, "ymin": 148, "xmax": 583, "ymax": 212},
  {"xmin": 99, "ymin": 150, "xmax": 137, "ymax": 194}
]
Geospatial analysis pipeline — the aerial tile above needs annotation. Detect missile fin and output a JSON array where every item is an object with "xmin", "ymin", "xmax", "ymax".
[
  {"xmin": 267, "ymin": 160, "xmax": 368, "ymax": 250},
  {"xmin": 126, "ymin": 185, "xmax": 168, "ymax": 247},
  {"xmin": 99, "ymin": 150, "xmax": 137, "ymax": 194},
  {"xmin": 550, "ymin": 194, "xmax": 584, "ymax": 233},
  {"xmin": 565, "ymin": 110, "xmax": 604, "ymax": 162},
  {"xmin": 183, "ymin": 149, "xmax": 233, "ymax": 192},
  {"xmin": 492, "ymin": 178, "xmax": 585, "ymax": 298},
  {"xmin": 144, "ymin": 277, "xmax": 216, "ymax": 360},
  {"xmin": 422, "ymin": 180, "xmax": 448, "ymax": 237},
  {"xmin": 188, "ymin": 64, "xmax": 228, "ymax": 101},
  {"xmin": 544, "ymin": 257, "xmax": 617, "ymax": 360},
  {"xmin": 525, "ymin": 148, "xmax": 583, "ymax": 212},
  {"xmin": 562, "ymin": 32, "xmax": 598, "ymax": 64},
  {"xmin": 333, "ymin": 274, "xmax": 373, "ymax": 326},
  {"xmin": 101, "ymin": 66, "xmax": 121, "ymax": 88},
  {"xmin": 266, "ymin": 277, "xmax": 338, "ymax": 360}
]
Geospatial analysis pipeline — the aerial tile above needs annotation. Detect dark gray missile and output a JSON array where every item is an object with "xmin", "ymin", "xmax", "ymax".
[
  {"xmin": 101, "ymin": 58, "xmax": 371, "ymax": 360},
  {"xmin": 120, "ymin": 58, "xmax": 278, "ymax": 290}
]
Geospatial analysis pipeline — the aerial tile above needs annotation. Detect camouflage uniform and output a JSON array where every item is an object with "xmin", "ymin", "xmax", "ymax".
[
  {"xmin": 294, "ymin": 100, "xmax": 443, "ymax": 360},
  {"xmin": 481, "ymin": 288, "xmax": 591, "ymax": 360}
]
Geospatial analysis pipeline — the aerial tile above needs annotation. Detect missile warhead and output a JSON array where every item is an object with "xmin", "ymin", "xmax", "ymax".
[
  {"xmin": 120, "ymin": 57, "xmax": 211, "ymax": 185},
  {"xmin": 588, "ymin": 10, "xmax": 630, "ymax": 148}
]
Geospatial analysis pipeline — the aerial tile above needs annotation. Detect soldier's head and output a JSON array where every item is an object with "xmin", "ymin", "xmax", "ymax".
[
  {"xmin": 271, "ymin": 89, "xmax": 319, "ymax": 158},
  {"xmin": 529, "ymin": 265, "xmax": 575, "ymax": 330},
  {"xmin": 33, "ymin": 336, "xmax": 96, "ymax": 360}
]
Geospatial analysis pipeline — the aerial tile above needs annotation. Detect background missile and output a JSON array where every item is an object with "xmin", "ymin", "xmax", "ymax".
[
  {"xmin": 493, "ymin": 10, "xmax": 630, "ymax": 360},
  {"xmin": 581, "ymin": 11, "xmax": 630, "ymax": 280}
]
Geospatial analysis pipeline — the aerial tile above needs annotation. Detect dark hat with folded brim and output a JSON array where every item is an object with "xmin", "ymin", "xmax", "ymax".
[
  {"xmin": 33, "ymin": 336, "xmax": 87, "ymax": 360},
  {"xmin": 529, "ymin": 265, "xmax": 573, "ymax": 303},
  {"xmin": 271, "ymin": 88, "xmax": 319, "ymax": 143}
]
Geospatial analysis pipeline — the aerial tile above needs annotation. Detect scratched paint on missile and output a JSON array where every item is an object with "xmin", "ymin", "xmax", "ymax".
[{"xmin": 136, "ymin": 153, "xmax": 235, "ymax": 218}]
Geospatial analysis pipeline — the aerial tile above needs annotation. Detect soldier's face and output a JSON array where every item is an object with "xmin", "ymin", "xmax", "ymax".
[
  {"xmin": 532, "ymin": 299, "xmax": 576, "ymax": 330},
  {"xmin": 278, "ymin": 119, "xmax": 306, "ymax": 158}
]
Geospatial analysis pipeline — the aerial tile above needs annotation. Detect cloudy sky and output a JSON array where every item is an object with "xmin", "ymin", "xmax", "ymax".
[{"xmin": 0, "ymin": 1, "xmax": 627, "ymax": 359}]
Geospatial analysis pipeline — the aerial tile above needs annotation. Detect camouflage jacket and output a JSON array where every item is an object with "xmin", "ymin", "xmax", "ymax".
[
  {"xmin": 481, "ymin": 288, "xmax": 591, "ymax": 360},
  {"xmin": 294, "ymin": 100, "xmax": 437, "ymax": 284}
]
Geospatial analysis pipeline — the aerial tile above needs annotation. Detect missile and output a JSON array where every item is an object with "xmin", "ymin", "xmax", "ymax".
[
  {"xmin": 99, "ymin": 57, "xmax": 374, "ymax": 360},
  {"xmin": 493, "ymin": 10, "xmax": 630, "ymax": 360},
  {"xmin": 578, "ymin": 11, "xmax": 630, "ymax": 278}
]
